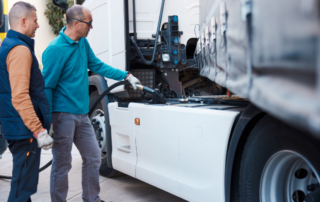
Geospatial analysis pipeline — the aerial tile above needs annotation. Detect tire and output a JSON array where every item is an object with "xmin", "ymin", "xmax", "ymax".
[
  {"xmin": 89, "ymin": 90, "xmax": 122, "ymax": 178},
  {"xmin": 239, "ymin": 115, "xmax": 320, "ymax": 202}
]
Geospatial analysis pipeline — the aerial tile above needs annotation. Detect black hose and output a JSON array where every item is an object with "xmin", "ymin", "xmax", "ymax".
[
  {"xmin": 130, "ymin": 0, "xmax": 165, "ymax": 65},
  {"xmin": 133, "ymin": 0, "xmax": 137, "ymax": 42},
  {"xmin": 0, "ymin": 80, "xmax": 131, "ymax": 180},
  {"xmin": 88, "ymin": 81, "xmax": 130, "ymax": 116}
]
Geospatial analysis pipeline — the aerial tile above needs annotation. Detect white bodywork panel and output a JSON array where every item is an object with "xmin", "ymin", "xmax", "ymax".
[
  {"xmin": 109, "ymin": 102, "xmax": 239, "ymax": 201},
  {"xmin": 108, "ymin": 104, "xmax": 137, "ymax": 177}
]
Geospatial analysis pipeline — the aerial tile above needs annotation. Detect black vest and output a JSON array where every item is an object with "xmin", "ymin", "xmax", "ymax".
[{"xmin": 0, "ymin": 30, "xmax": 50, "ymax": 140}]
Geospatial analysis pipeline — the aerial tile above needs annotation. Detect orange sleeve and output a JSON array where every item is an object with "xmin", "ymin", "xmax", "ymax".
[{"xmin": 7, "ymin": 45, "xmax": 44, "ymax": 134}]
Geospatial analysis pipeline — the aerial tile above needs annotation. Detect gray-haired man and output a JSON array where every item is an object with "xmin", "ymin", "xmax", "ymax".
[{"xmin": 42, "ymin": 4, "xmax": 140, "ymax": 202}]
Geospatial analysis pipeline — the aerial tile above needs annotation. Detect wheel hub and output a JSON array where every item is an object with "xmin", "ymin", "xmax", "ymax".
[
  {"xmin": 260, "ymin": 151, "xmax": 320, "ymax": 202},
  {"xmin": 90, "ymin": 109, "xmax": 107, "ymax": 152}
]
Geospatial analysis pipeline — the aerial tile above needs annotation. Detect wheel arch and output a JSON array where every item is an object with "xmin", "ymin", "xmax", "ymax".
[
  {"xmin": 225, "ymin": 104, "xmax": 266, "ymax": 202},
  {"xmin": 88, "ymin": 75, "xmax": 113, "ymax": 168},
  {"xmin": 186, "ymin": 38, "xmax": 198, "ymax": 59}
]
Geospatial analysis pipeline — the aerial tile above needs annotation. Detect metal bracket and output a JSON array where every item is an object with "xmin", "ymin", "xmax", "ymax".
[
  {"xmin": 205, "ymin": 26, "xmax": 210, "ymax": 47},
  {"xmin": 220, "ymin": 2, "xmax": 227, "ymax": 35},
  {"xmin": 197, "ymin": 38, "xmax": 202, "ymax": 53},
  {"xmin": 241, "ymin": 0, "xmax": 252, "ymax": 21},
  {"xmin": 211, "ymin": 17, "xmax": 216, "ymax": 42},
  {"xmin": 201, "ymin": 33, "xmax": 205, "ymax": 50}
]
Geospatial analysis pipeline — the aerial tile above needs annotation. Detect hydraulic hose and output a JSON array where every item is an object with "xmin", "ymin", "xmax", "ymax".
[
  {"xmin": 0, "ymin": 80, "xmax": 132, "ymax": 180},
  {"xmin": 130, "ymin": 0, "xmax": 165, "ymax": 65}
]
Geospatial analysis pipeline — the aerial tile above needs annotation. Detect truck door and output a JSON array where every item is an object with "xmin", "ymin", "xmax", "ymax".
[
  {"xmin": 133, "ymin": 104, "xmax": 181, "ymax": 197},
  {"xmin": 132, "ymin": 103, "xmax": 239, "ymax": 201}
]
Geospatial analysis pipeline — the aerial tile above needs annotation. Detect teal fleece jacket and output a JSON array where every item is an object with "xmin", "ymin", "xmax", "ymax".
[{"xmin": 42, "ymin": 27, "xmax": 128, "ymax": 121}]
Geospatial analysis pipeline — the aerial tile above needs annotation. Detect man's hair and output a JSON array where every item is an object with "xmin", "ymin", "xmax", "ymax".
[
  {"xmin": 9, "ymin": 1, "xmax": 36, "ymax": 28},
  {"xmin": 66, "ymin": 5, "xmax": 85, "ymax": 26}
]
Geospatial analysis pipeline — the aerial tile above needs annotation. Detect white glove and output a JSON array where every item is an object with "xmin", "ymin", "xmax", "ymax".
[
  {"xmin": 34, "ymin": 129, "xmax": 54, "ymax": 150},
  {"xmin": 126, "ymin": 73, "xmax": 141, "ymax": 90},
  {"xmin": 42, "ymin": 124, "xmax": 54, "ymax": 150}
]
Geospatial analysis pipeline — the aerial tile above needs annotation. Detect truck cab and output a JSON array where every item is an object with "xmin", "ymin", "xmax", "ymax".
[{"xmin": 51, "ymin": 0, "xmax": 320, "ymax": 202}]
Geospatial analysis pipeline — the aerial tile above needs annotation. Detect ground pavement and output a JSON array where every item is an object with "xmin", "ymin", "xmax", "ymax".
[{"xmin": 0, "ymin": 144, "xmax": 186, "ymax": 202}]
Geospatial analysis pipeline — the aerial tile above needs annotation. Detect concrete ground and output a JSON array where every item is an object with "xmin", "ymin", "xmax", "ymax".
[{"xmin": 0, "ymin": 145, "xmax": 186, "ymax": 202}]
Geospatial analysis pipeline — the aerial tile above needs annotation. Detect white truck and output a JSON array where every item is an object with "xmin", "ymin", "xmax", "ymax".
[{"xmin": 2, "ymin": 0, "xmax": 320, "ymax": 201}]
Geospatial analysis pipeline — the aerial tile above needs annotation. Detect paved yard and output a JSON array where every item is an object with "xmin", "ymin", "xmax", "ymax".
[{"xmin": 0, "ymin": 145, "xmax": 186, "ymax": 202}]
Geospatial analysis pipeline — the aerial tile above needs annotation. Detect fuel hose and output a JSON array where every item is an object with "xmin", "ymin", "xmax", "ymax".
[{"xmin": 0, "ymin": 80, "xmax": 133, "ymax": 180}]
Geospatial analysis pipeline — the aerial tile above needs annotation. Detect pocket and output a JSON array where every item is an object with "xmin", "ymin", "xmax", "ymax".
[
  {"xmin": 52, "ymin": 112, "xmax": 64, "ymax": 124},
  {"xmin": 53, "ymin": 137, "xmax": 69, "ymax": 158}
]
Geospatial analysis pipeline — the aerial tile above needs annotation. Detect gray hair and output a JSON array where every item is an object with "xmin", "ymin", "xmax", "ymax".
[
  {"xmin": 9, "ymin": 1, "xmax": 36, "ymax": 28},
  {"xmin": 66, "ymin": 5, "xmax": 85, "ymax": 26}
]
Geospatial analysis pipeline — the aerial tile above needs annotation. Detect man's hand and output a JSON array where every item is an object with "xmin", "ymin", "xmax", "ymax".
[
  {"xmin": 34, "ymin": 129, "xmax": 54, "ymax": 150},
  {"xmin": 126, "ymin": 73, "xmax": 141, "ymax": 90}
]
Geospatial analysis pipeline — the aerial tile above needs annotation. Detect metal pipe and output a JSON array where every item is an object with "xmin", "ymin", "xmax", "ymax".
[
  {"xmin": 182, "ymin": 78, "xmax": 202, "ymax": 96},
  {"xmin": 132, "ymin": 0, "xmax": 137, "ymax": 41},
  {"xmin": 130, "ymin": 0, "xmax": 165, "ymax": 65},
  {"xmin": 136, "ymin": 84, "xmax": 155, "ymax": 93}
]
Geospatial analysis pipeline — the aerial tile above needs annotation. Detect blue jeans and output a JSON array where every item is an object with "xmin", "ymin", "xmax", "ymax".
[
  {"xmin": 7, "ymin": 138, "xmax": 41, "ymax": 202},
  {"xmin": 50, "ymin": 112, "xmax": 101, "ymax": 202}
]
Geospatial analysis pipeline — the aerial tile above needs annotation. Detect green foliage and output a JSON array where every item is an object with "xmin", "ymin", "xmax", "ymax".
[{"xmin": 44, "ymin": 0, "xmax": 74, "ymax": 35}]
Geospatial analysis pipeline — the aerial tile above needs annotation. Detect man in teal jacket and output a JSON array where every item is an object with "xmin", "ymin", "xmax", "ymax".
[{"xmin": 42, "ymin": 5, "xmax": 140, "ymax": 202}]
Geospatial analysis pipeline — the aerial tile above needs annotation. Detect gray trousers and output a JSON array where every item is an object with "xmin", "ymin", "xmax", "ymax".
[{"xmin": 50, "ymin": 112, "xmax": 101, "ymax": 202}]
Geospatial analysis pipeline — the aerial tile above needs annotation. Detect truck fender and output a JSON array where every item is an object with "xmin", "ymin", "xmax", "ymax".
[
  {"xmin": 225, "ymin": 104, "xmax": 266, "ymax": 202},
  {"xmin": 89, "ymin": 75, "xmax": 113, "ymax": 168}
]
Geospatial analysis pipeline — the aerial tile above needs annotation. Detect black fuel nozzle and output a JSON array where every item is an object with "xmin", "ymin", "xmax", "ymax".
[{"xmin": 136, "ymin": 84, "xmax": 166, "ymax": 104}]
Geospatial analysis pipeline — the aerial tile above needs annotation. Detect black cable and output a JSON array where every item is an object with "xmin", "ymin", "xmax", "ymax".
[
  {"xmin": 0, "ymin": 80, "xmax": 131, "ymax": 180},
  {"xmin": 88, "ymin": 81, "xmax": 130, "ymax": 116}
]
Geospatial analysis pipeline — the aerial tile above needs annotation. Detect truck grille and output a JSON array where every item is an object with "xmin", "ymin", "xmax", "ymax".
[{"xmin": 127, "ymin": 69, "xmax": 155, "ymax": 98}]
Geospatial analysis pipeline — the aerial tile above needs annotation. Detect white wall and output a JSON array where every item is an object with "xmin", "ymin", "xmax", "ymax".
[{"xmin": 8, "ymin": 0, "xmax": 56, "ymax": 67}]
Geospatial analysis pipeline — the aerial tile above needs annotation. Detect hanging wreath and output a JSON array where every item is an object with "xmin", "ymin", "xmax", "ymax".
[{"xmin": 44, "ymin": 0, "xmax": 74, "ymax": 35}]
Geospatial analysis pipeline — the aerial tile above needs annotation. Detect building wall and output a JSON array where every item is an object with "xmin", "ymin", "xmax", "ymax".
[{"xmin": 8, "ymin": 0, "xmax": 56, "ymax": 67}]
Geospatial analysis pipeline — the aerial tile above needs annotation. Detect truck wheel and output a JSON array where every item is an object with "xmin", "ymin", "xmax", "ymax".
[
  {"xmin": 239, "ymin": 115, "xmax": 320, "ymax": 202},
  {"xmin": 89, "ymin": 91, "xmax": 122, "ymax": 178}
]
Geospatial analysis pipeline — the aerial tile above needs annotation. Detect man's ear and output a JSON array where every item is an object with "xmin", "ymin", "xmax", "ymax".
[
  {"xmin": 73, "ymin": 20, "xmax": 78, "ymax": 27},
  {"xmin": 21, "ymin": 17, "xmax": 27, "ymax": 28}
]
